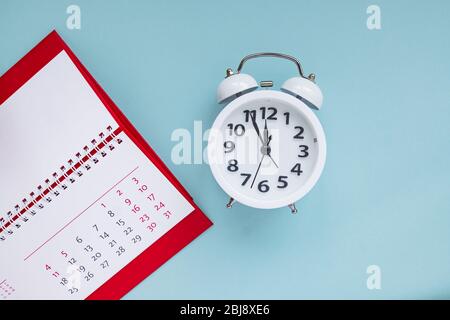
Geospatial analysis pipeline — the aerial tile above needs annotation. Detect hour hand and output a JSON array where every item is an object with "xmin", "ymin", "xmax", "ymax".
[{"xmin": 263, "ymin": 119, "xmax": 269, "ymax": 145}]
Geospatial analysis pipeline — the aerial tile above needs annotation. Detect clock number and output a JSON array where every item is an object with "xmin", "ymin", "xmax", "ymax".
[
  {"xmin": 258, "ymin": 180, "xmax": 270, "ymax": 193},
  {"xmin": 227, "ymin": 159, "xmax": 239, "ymax": 172},
  {"xmin": 240, "ymin": 173, "xmax": 251, "ymax": 186},
  {"xmin": 277, "ymin": 176, "xmax": 288, "ymax": 189},
  {"xmin": 294, "ymin": 126, "xmax": 305, "ymax": 139},
  {"xmin": 259, "ymin": 107, "xmax": 266, "ymax": 119},
  {"xmin": 227, "ymin": 123, "xmax": 245, "ymax": 136},
  {"xmin": 267, "ymin": 107, "xmax": 277, "ymax": 120},
  {"xmin": 291, "ymin": 163, "xmax": 303, "ymax": 176},
  {"xmin": 260, "ymin": 107, "xmax": 277, "ymax": 120},
  {"xmin": 223, "ymin": 141, "xmax": 235, "ymax": 153},
  {"xmin": 284, "ymin": 112, "xmax": 290, "ymax": 125},
  {"xmin": 235, "ymin": 124, "xmax": 245, "ymax": 136},
  {"xmin": 243, "ymin": 110, "xmax": 257, "ymax": 123},
  {"xmin": 298, "ymin": 145, "xmax": 309, "ymax": 158}
]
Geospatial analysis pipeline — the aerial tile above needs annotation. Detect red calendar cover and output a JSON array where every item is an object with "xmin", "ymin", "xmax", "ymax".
[{"xmin": 0, "ymin": 30, "xmax": 212, "ymax": 300}]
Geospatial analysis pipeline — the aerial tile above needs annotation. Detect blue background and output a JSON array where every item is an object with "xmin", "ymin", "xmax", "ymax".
[{"xmin": 1, "ymin": 0, "xmax": 449, "ymax": 299}]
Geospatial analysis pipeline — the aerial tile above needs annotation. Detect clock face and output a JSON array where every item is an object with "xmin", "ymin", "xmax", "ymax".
[{"xmin": 208, "ymin": 90, "xmax": 326, "ymax": 209}]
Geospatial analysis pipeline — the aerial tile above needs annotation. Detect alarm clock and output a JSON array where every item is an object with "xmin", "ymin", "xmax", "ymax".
[{"xmin": 207, "ymin": 53, "xmax": 326, "ymax": 213}]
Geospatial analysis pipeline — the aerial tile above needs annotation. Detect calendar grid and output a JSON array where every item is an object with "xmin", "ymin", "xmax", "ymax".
[{"xmin": 23, "ymin": 165, "xmax": 139, "ymax": 261}]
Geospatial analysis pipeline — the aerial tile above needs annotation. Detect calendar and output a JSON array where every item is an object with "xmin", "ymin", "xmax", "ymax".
[{"xmin": 0, "ymin": 31, "xmax": 212, "ymax": 299}]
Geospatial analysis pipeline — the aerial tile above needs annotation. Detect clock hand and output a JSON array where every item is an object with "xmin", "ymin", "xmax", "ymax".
[
  {"xmin": 250, "ymin": 112, "xmax": 265, "ymax": 145},
  {"xmin": 263, "ymin": 121, "xmax": 279, "ymax": 169},
  {"xmin": 250, "ymin": 155, "xmax": 265, "ymax": 188},
  {"xmin": 263, "ymin": 119, "xmax": 269, "ymax": 145},
  {"xmin": 266, "ymin": 135, "xmax": 279, "ymax": 168}
]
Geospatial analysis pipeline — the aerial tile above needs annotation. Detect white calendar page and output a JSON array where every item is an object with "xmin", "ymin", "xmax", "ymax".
[{"xmin": 0, "ymin": 50, "xmax": 195, "ymax": 299}]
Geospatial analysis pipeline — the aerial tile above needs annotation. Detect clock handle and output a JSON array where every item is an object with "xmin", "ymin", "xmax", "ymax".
[{"xmin": 237, "ymin": 52, "xmax": 314, "ymax": 81}]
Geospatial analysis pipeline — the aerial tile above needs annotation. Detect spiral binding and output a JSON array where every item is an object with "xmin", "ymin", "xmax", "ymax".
[{"xmin": 0, "ymin": 126, "xmax": 123, "ymax": 241}]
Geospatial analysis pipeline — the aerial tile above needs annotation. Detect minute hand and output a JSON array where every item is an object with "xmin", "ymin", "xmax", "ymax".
[{"xmin": 250, "ymin": 113, "xmax": 265, "ymax": 145}]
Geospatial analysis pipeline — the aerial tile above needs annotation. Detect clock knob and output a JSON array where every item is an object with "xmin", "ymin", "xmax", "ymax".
[
  {"xmin": 217, "ymin": 72, "xmax": 258, "ymax": 104},
  {"xmin": 281, "ymin": 77, "xmax": 323, "ymax": 110}
]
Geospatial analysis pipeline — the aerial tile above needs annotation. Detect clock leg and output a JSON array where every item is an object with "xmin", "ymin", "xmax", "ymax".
[
  {"xmin": 288, "ymin": 203, "xmax": 297, "ymax": 214},
  {"xmin": 226, "ymin": 197, "xmax": 235, "ymax": 208}
]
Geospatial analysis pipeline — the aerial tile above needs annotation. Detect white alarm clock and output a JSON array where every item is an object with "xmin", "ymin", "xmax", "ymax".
[{"xmin": 207, "ymin": 53, "xmax": 326, "ymax": 213}]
